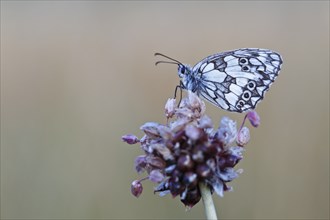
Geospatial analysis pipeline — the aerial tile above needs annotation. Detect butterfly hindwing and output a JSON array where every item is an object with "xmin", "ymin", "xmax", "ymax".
[{"xmin": 193, "ymin": 48, "xmax": 282, "ymax": 112}]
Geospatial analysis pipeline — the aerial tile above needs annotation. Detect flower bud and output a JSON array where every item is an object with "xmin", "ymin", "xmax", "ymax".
[
  {"xmin": 237, "ymin": 126, "xmax": 250, "ymax": 146},
  {"xmin": 131, "ymin": 180, "xmax": 143, "ymax": 198},
  {"xmin": 122, "ymin": 134, "xmax": 139, "ymax": 144},
  {"xmin": 183, "ymin": 171, "xmax": 198, "ymax": 189},
  {"xmin": 177, "ymin": 154, "xmax": 194, "ymax": 171},
  {"xmin": 247, "ymin": 110, "xmax": 260, "ymax": 127},
  {"xmin": 196, "ymin": 164, "xmax": 211, "ymax": 178},
  {"xmin": 165, "ymin": 98, "xmax": 176, "ymax": 118},
  {"xmin": 192, "ymin": 145, "xmax": 205, "ymax": 163}
]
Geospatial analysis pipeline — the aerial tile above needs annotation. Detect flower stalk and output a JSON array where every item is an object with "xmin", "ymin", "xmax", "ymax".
[{"xmin": 199, "ymin": 181, "xmax": 218, "ymax": 220}]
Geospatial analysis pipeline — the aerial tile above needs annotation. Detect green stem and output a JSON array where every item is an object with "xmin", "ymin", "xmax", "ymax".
[{"xmin": 199, "ymin": 181, "xmax": 218, "ymax": 220}]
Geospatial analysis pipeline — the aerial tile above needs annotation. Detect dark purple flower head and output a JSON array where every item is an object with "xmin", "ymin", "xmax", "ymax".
[{"xmin": 123, "ymin": 92, "xmax": 258, "ymax": 208}]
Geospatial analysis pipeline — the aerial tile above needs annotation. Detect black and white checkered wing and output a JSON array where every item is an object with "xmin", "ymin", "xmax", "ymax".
[{"xmin": 193, "ymin": 48, "xmax": 283, "ymax": 112}]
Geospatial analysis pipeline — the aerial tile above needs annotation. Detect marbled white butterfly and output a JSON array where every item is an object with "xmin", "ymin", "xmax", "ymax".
[{"xmin": 155, "ymin": 48, "xmax": 283, "ymax": 113}]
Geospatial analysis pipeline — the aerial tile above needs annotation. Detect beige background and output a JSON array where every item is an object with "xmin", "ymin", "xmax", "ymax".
[{"xmin": 1, "ymin": 1, "xmax": 329, "ymax": 219}]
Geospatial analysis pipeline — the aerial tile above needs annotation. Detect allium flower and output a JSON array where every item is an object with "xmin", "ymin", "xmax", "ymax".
[{"xmin": 122, "ymin": 91, "xmax": 258, "ymax": 208}]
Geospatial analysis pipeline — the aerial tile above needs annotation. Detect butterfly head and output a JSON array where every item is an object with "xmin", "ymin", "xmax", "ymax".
[{"xmin": 177, "ymin": 64, "xmax": 191, "ymax": 79}]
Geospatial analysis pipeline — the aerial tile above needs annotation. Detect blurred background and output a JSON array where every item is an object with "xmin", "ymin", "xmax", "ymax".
[{"xmin": 1, "ymin": 1, "xmax": 329, "ymax": 219}]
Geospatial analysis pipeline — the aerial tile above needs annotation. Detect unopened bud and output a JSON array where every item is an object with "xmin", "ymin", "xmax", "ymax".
[
  {"xmin": 131, "ymin": 180, "xmax": 143, "ymax": 198},
  {"xmin": 183, "ymin": 171, "xmax": 198, "ymax": 189},
  {"xmin": 165, "ymin": 98, "xmax": 176, "ymax": 118},
  {"xmin": 177, "ymin": 154, "xmax": 194, "ymax": 171},
  {"xmin": 237, "ymin": 126, "xmax": 250, "ymax": 146},
  {"xmin": 122, "ymin": 134, "xmax": 139, "ymax": 144},
  {"xmin": 247, "ymin": 111, "xmax": 260, "ymax": 127},
  {"xmin": 196, "ymin": 164, "xmax": 211, "ymax": 178}
]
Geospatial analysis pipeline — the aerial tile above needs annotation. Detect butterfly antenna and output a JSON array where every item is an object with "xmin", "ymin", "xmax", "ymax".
[
  {"xmin": 155, "ymin": 61, "xmax": 180, "ymax": 66},
  {"xmin": 154, "ymin": 53, "xmax": 183, "ymax": 66}
]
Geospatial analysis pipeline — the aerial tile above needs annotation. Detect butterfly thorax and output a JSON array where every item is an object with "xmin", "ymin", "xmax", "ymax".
[{"xmin": 179, "ymin": 64, "xmax": 201, "ymax": 93}]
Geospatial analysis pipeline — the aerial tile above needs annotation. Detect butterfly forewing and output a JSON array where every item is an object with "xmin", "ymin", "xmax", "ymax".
[{"xmin": 192, "ymin": 48, "xmax": 283, "ymax": 112}]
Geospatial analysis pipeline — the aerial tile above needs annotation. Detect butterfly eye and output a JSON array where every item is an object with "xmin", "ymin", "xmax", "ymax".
[
  {"xmin": 178, "ymin": 65, "xmax": 185, "ymax": 74},
  {"xmin": 181, "ymin": 68, "xmax": 185, "ymax": 74}
]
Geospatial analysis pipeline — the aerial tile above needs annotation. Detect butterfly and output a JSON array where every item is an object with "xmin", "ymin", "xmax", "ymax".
[{"xmin": 155, "ymin": 48, "xmax": 283, "ymax": 113}]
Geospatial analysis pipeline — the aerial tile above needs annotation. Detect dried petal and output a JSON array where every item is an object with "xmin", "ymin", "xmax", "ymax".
[
  {"xmin": 208, "ymin": 178, "xmax": 224, "ymax": 197},
  {"xmin": 185, "ymin": 124, "xmax": 201, "ymax": 141},
  {"xmin": 154, "ymin": 180, "xmax": 171, "ymax": 196},
  {"xmin": 158, "ymin": 125, "xmax": 173, "ymax": 140},
  {"xmin": 218, "ymin": 167, "xmax": 239, "ymax": 182},
  {"xmin": 140, "ymin": 122, "xmax": 161, "ymax": 138},
  {"xmin": 134, "ymin": 155, "xmax": 147, "ymax": 174},
  {"xmin": 170, "ymin": 118, "xmax": 190, "ymax": 133},
  {"xmin": 151, "ymin": 144, "xmax": 174, "ymax": 161},
  {"xmin": 146, "ymin": 156, "xmax": 166, "ymax": 169},
  {"xmin": 198, "ymin": 115, "xmax": 213, "ymax": 129},
  {"xmin": 149, "ymin": 170, "xmax": 165, "ymax": 183},
  {"xmin": 175, "ymin": 107, "xmax": 194, "ymax": 119},
  {"xmin": 216, "ymin": 117, "xmax": 237, "ymax": 145},
  {"xmin": 228, "ymin": 146, "xmax": 244, "ymax": 158}
]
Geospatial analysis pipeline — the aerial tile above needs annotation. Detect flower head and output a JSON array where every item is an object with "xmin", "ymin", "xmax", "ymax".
[{"xmin": 123, "ymin": 92, "xmax": 257, "ymax": 208}]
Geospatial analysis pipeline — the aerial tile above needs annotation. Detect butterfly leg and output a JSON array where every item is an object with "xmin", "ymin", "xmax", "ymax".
[{"xmin": 174, "ymin": 81, "xmax": 184, "ymax": 107}]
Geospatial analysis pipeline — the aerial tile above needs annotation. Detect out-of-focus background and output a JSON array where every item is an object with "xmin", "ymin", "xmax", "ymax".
[{"xmin": 1, "ymin": 1, "xmax": 329, "ymax": 219}]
